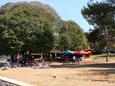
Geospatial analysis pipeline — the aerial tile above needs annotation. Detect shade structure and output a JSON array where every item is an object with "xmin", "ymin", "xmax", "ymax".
[
  {"xmin": 73, "ymin": 50, "xmax": 91, "ymax": 55},
  {"xmin": 79, "ymin": 50, "xmax": 88, "ymax": 54},
  {"xmin": 63, "ymin": 50, "xmax": 74, "ymax": 55}
]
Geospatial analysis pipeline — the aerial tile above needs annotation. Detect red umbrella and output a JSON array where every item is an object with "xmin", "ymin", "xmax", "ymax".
[
  {"xmin": 74, "ymin": 50, "xmax": 91, "ymax": 55},
  {"xmin": 73, "ymin": 51, "xmax": 79, "ymax": 54},
  {"xmin": 87, "ymin": 51, "xmax": 92, "ymax": 54}
]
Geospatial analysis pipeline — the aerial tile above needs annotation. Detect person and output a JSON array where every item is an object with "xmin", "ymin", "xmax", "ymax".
[
  {"xmin": 18, "ymin": 54, "xmax": 23, "ymax": 67},
  {"xmin": 10, "ymin": 53, "xmax": 15, "ymax": 67},
  {"xmin": 76, "ymin": 57, "xmax": 81, "ymax": 64},
  {"xmin": 81, "ymin": 55, "xmax": 84, "ymax": 61},
  {"xmin": 16, "ymin": 53, "xmax": 20, "ymax": 67},
  {"xmin": 21, "ymin": 53, "xmax": 27, "ymax": 66},
  {"xmin": 39, "ymin": 60, "xmax": 49, "ymax": 69},
  {"xmin": 63, "ymin": 54, "xmax": 69, "ymax": 65},
  {"xmin": 72, "ymin": 56, "xmax": 76, "ymax": 64}
]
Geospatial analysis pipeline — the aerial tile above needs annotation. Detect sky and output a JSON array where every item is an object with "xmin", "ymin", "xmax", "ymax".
[{"xmin": 0, "ymin": 0, "xmax": 93, "ymax": 32}]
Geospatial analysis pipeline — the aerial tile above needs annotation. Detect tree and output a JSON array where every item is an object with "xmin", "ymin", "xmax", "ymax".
[
  {"xmin": 59, "ymin": 33, "xmax": 72, "ymax": 51},
  {"xmin": 0, "ymin": 2, "xmax": 55, "ymax": 55},
  {"xmin": 59, "ymin": 20, "xmax": 89, "ymax": 51},
  {"xmin": 85, "ymin": 29, "xmax": 106, "ymax": 54},
  {"xmin": 32, "ymin": 19, "xmax": 54, "ymax": 53},
  {"xmin": 81, "ymin": 0, "xmax": 115, "ymax": 61},
  {"xmin": 0, "ymin": 2, "xmax": 89, "ymax": 56}
]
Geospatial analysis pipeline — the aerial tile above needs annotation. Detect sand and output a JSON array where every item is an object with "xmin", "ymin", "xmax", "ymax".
[{"xmin": 0, "ymin": 59, "xmax": 115, "ymax": 86}]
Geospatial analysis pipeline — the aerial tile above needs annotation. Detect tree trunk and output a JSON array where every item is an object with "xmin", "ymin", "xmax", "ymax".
[
  {"xmin": 105, "ymin": 27, "xmax": 110, "ymax": 62},
  {"xmin": 106, "ymin": 50, "xmax": 109, "ymax": 62},
  {"xmin": 106, "ymin": 39, "xmax": 109, "ymax": 62}
]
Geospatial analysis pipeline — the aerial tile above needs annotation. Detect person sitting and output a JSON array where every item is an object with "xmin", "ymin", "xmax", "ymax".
[
  {"xmin": 76, "ymin": 57, "xmax": 82, "ymax": 64},
  {"xmin": 39, "ymin": 60, "xmax": 49, "ymax": 69}
]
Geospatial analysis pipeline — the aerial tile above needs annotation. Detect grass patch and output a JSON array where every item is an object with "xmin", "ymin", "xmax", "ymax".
[{"xmin": 91, "ymin": 53, "xmax": 115, "ymax": 60}]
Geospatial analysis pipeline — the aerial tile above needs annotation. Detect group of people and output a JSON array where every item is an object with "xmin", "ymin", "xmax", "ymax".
[
  {"xmin": 62, "ymin": 54, "xmax": 84, "ymax": 64},
  {"xmin": 10, "ymin": 52, "xmax": 32, "ymax": 67},
  {"xmin": 1, "ymin": 52, "xmax": 86, "ymax": 69},
  {"xmin": 8, "ymin": 52, "xmax": 50, "ymax": 69},
  {"xmin": 72, "ymin": 56, "xmax": 84, "ymax": 63}
]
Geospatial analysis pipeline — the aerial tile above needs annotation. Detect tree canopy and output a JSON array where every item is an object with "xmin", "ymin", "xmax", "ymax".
[
  {"xmin": 81, "ymin": 0, "xmax": 115, "ymax": 61},
  {"xmin": 59, "ymin": 20, "xmax": 89, "ymax": 51},
  {"xmin": 0, "ymin": 2, "xmax": 89, "ymax": 55},
  {"xmin": 0, "ymin": 2, "xmax": 56, "ymax": 54}
]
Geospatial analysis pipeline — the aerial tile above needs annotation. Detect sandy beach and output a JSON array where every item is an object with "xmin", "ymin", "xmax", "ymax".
[{"xmin": 0, "ymin": 59, "xmax": 115, "ymax": 86}]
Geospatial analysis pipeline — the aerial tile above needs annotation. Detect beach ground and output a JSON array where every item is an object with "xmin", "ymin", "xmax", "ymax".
[{"xmin": 0, "ymin": 57, "xmax": 115, "ymax": 86}]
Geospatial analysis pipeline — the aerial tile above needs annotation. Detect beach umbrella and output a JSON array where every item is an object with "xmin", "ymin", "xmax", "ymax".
[
  {"xmin": 73, "ymin": 50, "xmax": 88, "ymax": 55},
  {"xmin": 63, "ymin": 50, "xmax": 74, "ymax": 55},
  {"xmin": 79, "ymin": 50, "xmax": 87, "ymax": 54},
  {"xmin": 74, "ymin": 50, "xmax": 92, "ymax": 55},
  {"xmin": 73, "ymin": 51, "xmax": 79, "ymax": 54}
]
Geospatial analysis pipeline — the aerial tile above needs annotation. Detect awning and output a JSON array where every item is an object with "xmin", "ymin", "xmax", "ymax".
[
  {"xmin": 73, "ymin": 50, "xmax": 91, "ymax": 55},
  {"xmin": 63, "ymin": 50, "xmax": 74, "ymax": 55}
]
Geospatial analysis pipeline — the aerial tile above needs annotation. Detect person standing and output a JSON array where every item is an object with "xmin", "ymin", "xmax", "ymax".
[
  {"xmin": 72, "ymin": 56, "xmax": 76, "ymax": 64},
  {"xmin": 16, "ymin": 53, "xmax": 20, "ymax": 67}
]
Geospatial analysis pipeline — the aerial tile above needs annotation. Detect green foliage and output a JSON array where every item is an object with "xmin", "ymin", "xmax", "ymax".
[
  {"xmin": 59, "ymin": 20, "xmax": 89, "ymax": 50},
  {"xmin": 32, "ymin": 21, "xmax": 54, "ymax": 52},
  {"xmin": 59, "ymin": 33, "xmax": 72, "ymax": 50},
  {"xmin": 82, "ymin": 1, "xmax": 114, "ymax": 26},
  {"xmin": 82, "ymin": 0, "xmax": 115, "ymax": 52},
  {"xmin": 0, "ymin": 2, "xmax": 55, "ymax": 54},
  {"xmin": 0, "ymin": 2, "xmax": 60, "ymax": 23},
  {"xmin": 0, "ymin": 2, "xmax": 89, "ymax": 55}
]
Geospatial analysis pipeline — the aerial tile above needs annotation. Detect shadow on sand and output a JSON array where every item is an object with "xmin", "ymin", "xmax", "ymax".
[
  {"xmin": 50, "ymin": 62, "xmax": 115, "ymax": 74},
  {"xmin": 50, "ymin": 63, "xmax": 115, "ymax": 68},
  {"xmin": 90, "ymin": 69, "xmax": 115, "ymax": 74}
]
